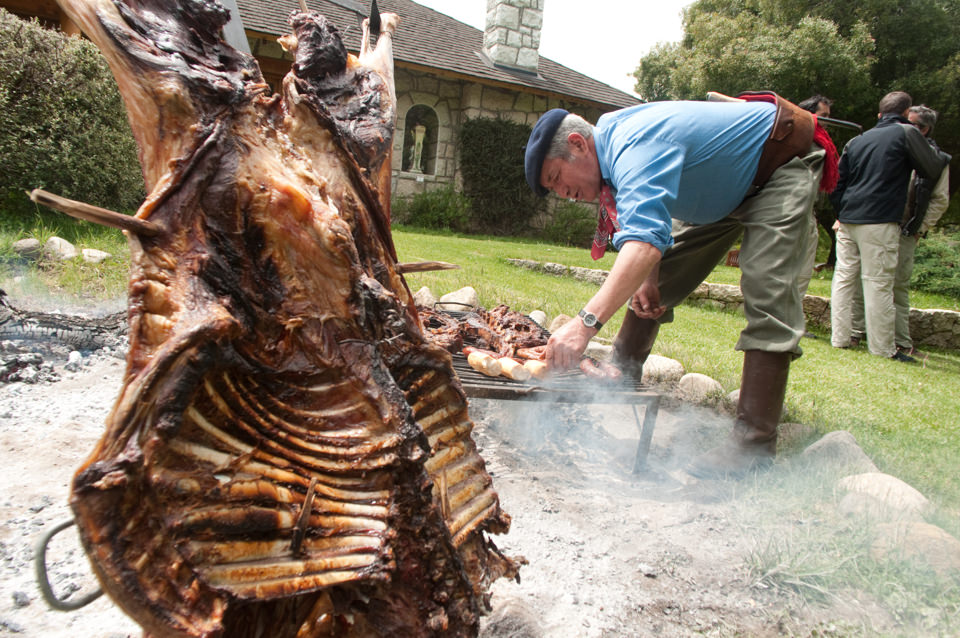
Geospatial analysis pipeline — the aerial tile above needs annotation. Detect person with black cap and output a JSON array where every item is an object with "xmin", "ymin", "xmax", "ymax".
[{"xmin": 524, "ymin": 95, "xmax": 833, "ymax": 478}]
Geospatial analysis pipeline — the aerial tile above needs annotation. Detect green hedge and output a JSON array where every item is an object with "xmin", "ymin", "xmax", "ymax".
[
  {"xmin": 912, "ymin": 230, "xmax": 960, "ymax": 299},
  {"xmin": 0, "ymin": 10, "xmax": 143, "ymax": 223},
  {"xmin": 458, "ymin": 117, "xmax": 544, "ymax": 235},
  {"xmin": 392, "ymin": 186, "xmax": 470, "ymax": 232},
  {"xmin": 542, "ymin": 200, "xmax": 597, "ymax": 248}
]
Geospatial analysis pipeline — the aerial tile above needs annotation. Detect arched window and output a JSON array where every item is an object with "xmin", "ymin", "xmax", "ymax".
[{"xmin": 401, "ymin": 105, "xmax": 439, "ymax": 175}]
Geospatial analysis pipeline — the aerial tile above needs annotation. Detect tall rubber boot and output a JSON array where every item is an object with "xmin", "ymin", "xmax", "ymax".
[
  {"xmin": 611, "ymin": 311, "xmax": 660, "ymax": 382},
  {"xmin": 687, "ymin": 350, "xmax": 792, "ymax": 479}
]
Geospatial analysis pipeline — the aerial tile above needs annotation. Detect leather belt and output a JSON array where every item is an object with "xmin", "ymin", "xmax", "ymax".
[{"xmin": 744, "ymin": 92, "xmax": 816, "ymax": 190}]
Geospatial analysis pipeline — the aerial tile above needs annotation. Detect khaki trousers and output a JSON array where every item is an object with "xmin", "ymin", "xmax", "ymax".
[
  {"xmin": 796, "ymin": 209, "xmax": 820, "ymax": 297},
  {"xmin": 654, "ymin": 147, "xmax": 824, "ymax": 355},
  {"xmin": 831, "ymin": 222, "xmax": 900, "ymax": 357},
  {"xmin": 850, "ymin": 233, "xmax": 918, "ymax": 349}
]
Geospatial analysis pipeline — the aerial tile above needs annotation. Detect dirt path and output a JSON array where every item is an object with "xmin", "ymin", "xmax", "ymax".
[{"xmin": 0, "ymin": 354, "xmax": 895, "ymax": 637}]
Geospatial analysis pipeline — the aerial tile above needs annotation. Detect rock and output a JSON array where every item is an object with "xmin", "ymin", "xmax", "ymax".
[
  {"xmin": 640, "ymin": 354, "xmax": 685, "ymax": 385},
  {"xmin": 11, "ymin": 238, "xmax": 41, "ymax": 261},
  {"xmin": 548, "ymin": 314, "xmax": 573, "ymax": 333},
  {"xmin": 65, "ymin": 351, "xmax": 83, "ymax": 372},
  {"xmin": 11, "ymin": 591, "xmax": 29, "ymax": 608},
  {"xmin": 677, "ymin": 372, "xmax": 723, "ymax": 404},
  {"xmin": 42, "ymin": 236, "xmax": 78, "ymax": 261},
  {"xmin": 836, "ymin": 472, "xmax": 930, "ymax": 518},
  {"xmin": 541, "ymin": 262, "xmax": 568, "ymax": 277},
  {"xmin": 584, "ymin": 342, "xmax": 612, "ymax": 361},
  {"xmin": 870, "ymin": 521, "xmax": 960, "ymax": 577},
  {"xmin": 800, "ymin": 430, "xmax": 878, "ymax": 474},
  {"xmin": 527, "ymin": 310, "xmax": 546, "ymax": 327},
  {"xmin": 436, "ymin": 286, "xmax": 478, "ymax": 311},
  {"xmin": 0, "ymin": 618, "xmax": 25, "ymax": 633},
  {"xmin": 413, "ymin": 286, "xmax": 436, "ymax": 309},
  {"xmin": 81, "ymin": 248, "xmax": 112, "ymax": 264},
  {"xmin": 837, "ymin": 492, "xmax": 923, "ymax": 522},
  {"xmin": 569, "ymin": 266, "xmax": 607, "ymax": 286}
]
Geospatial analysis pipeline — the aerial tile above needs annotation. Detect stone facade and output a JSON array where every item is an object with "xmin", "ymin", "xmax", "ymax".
[
  {"xmin": 483, "ymin": 0, "xmax": 543, "ymax": 73},
  {"xmin": 390, "ymin": 68, "xmax": 606, "ymax": 199}
]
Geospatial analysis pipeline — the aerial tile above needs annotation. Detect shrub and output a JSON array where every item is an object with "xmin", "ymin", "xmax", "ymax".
[
  {"xmin": 392, "ymin": 186, "xmax": 470, "ymax": 232},
  {"xmin": 0, "ymin": 10, "xmax": 144, "ymax": 222},
  {"xmin": 458, "ymin": 117, "xmax": 545, "ymax": 235},
  {"xmin": 912, "ymin": 230, "xmax": 960, "ymax": 299},
  {"xmin": 542, "ymin": 200, "xmax": 597, "ymax": 248}
]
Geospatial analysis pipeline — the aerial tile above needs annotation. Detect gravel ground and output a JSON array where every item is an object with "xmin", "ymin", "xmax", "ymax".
[{"xmin": 0, "ymin": 347, "xmax": 898, "ymax": 637}]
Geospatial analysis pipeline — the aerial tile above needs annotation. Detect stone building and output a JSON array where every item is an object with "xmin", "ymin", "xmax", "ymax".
[
  {"xmin": 237, "ymin": 0, "xmax": 639, "ymax": 198},
  {"xmin": 2, "ymin": 0, "xmax": 639, "ymax": 200}
]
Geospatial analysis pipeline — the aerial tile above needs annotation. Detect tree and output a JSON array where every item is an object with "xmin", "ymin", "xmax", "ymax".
[
  {"xmin": 633, "ymin": 0, "xmax": 960, "ymax": 209},
  {"xmin": 634, "ymin": 7, "xmax": 873, "ymax": 109},
  {"xmin": 0, "ymin": 9, "xmax": 144, "ymax": 222}
]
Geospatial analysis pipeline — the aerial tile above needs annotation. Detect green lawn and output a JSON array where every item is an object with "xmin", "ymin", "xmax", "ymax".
[
  {"xmin": 4, "ymin": 224, "xmax": 959, "ymax": 521},
  {"xmin": 393, "ymin": 228, "xmax": 960, "ymax": 521}
]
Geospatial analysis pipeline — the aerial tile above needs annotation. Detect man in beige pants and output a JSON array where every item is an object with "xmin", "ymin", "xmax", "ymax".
[
  {"xmin": 829, "ymin": 92, "xmax": 949, "ymax": 361},
  {"xmin": 847, "ymin": 105, "xmax": 952, "ymax": 355}
]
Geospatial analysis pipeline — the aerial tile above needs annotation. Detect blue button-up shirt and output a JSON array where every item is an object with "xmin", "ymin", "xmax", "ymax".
[{"xmin": 594, "ymin": 101, "xmax": 776, "ymax": 253}]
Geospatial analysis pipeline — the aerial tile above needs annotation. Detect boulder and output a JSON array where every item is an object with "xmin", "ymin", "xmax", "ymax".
[
  {"xmin": 528, "ymin": 310, "xmax": 547, "ymax": 327},
  {"xmin": 548, "ymin": 314, "xmax": 573, "ymax": 333},
  {"xmin": 413, "ymin": 286, "xmax": 437, "ymax": 309},
  {"xmin": 836, "ymin": 472, "xmax": 930, "ymax": 518},
  {"xmin": 584, "ymin": 341, "xmax": 612, "ymax": 361},
  {"xmin": 800, "ymin": 430, "xmax": 878, "ymax": 474},
  {"xmin": 677, "ymin": 372, "xmax": 723, "ymax": 404},
  {"xmin": 641, "ymin": 354, "xmax": 685, "ymax": 386},
  {"xmin": 870, "ymin": 522, "xmax": 960, "ymax": 577},
  {"xmin": 81, "ymin": 248, "xmax": 112, "ymax": 264},
  {"xmin": 12, "ymin": 238, "xmax": 42, "ymax": 261},
  {"xmin": 42, "ymin": 236, "xmax": 78, "ymax": 261},
  {"xmin": 541, "ymin": 262, "xmax": 568, "ymax": 277},
  {"xmin": 437, "ymin": 286, "xmax": 478, "ymax": 311}
]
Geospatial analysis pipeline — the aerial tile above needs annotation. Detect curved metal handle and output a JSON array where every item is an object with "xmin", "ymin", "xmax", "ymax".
[{"xmin": 34, "ymin": 519, "xmax": 103, "ymax": 611}]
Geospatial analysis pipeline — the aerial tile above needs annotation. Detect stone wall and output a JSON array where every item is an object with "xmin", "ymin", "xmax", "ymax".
[
  {"xmin": 507, "ymin": 259, "xmax": 960, "ymax": 350},
  {"xmin": 391, "ymin": 67, "xmax": 607, "ymax": 200}
]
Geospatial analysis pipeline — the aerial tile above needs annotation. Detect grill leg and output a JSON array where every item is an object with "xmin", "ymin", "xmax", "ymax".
[{"xmin": 632, "ymin": 396, "xmax": 660, "ymax": 473}]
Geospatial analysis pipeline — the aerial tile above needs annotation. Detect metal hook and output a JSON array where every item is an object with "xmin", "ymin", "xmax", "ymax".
[{"xmin": 34, "ymin": 519, "xmax": 103, "ymax": 611}]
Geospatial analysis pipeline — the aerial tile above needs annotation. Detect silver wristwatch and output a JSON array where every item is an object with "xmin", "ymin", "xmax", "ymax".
[{"xmin": 578, "ymin": 308, "xmax": 603, "ymax": 331}]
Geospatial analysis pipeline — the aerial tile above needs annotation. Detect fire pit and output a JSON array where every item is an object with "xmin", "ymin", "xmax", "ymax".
[{"xmin": 450, "ymin": 354, "xmax": 660, "ymax": 473}]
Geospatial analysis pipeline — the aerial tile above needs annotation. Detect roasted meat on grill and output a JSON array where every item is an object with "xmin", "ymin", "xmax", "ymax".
[{"xmin": 54, "ymin": 1, "xmax": 518, "ymax": 636}]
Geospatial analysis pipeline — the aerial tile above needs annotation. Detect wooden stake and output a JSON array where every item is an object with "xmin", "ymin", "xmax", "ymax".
[
  {"xmin": 29, "ymin": 189, "xmax": 162, "ymax": 237},
  {"xmin": 396, "ymin": 261, "xmax": 460, "ymax": 274},
  {"xmin": 291, "ymin": 476, "xmax": 318, "ymax": 556}
]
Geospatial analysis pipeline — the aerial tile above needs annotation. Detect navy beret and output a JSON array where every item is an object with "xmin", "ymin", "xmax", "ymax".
[{"xmin": 524, "ymin": 108, "xmax": 569, "ymax": 196}]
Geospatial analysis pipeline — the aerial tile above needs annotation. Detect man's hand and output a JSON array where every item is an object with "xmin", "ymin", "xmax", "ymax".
[
  {"xmin": 545, "ymin": 319, "xmax": 593, "ymax": 371},
  {"xmin": 630, "ymin": 280, "xmax": 666, "ymax": 319}
]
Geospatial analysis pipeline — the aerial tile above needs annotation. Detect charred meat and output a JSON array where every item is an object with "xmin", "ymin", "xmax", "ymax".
[{"xmin": 55, "ymin": 1, "xmax": 517, "ymax": 636}]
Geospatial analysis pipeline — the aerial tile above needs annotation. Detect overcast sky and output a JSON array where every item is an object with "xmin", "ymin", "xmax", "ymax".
[{"xmin": 411, "ymin": 0, "xmax": 692, "ymax": 97}]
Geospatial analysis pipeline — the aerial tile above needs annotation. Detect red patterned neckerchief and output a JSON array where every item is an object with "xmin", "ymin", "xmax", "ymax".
[{"xmin": 591, "ymin": 183, "xmax": 620, "ymax": 260}]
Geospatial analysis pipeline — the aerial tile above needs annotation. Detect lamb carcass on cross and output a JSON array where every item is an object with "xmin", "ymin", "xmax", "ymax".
[{"xmin": 53, "ymin": 1, "xmax": 519, "ymax": 635}]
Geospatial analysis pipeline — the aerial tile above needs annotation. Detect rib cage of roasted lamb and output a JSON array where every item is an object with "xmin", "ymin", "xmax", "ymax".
[{"xmin": 53, "ymin": 1, "xmax": 519, "ymax": 636}]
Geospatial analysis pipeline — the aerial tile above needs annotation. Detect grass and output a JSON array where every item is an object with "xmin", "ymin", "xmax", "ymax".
[
  {"xmin": 0, "ymin": 218, "xmax": 960, "ymax": 520},
  {"xmin": 396, "ymin": 227, "xmax": 960, "ymax": 632},
  {"xmin": 4, "ymin": 219, "xmax": 959, "ymax": 629},
  {"xmin": 737, "ymin": 463, "xmax": 960, "ymax": 636},
  {"xmin": 3, "ymin": 222, "xmax": 959, "ymax": 516},
  {"xmin": 392, "ymin": 228, "xmax": 960, "ymax": 517}
]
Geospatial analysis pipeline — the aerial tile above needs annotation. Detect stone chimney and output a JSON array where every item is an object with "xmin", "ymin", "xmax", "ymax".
[{"xmin": 483, "ymin": 0, "xmax": 543, "ymax": 74}]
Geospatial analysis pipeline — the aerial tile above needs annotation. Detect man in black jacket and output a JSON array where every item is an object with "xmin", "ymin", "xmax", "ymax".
[{"xmin": 829, "ymin": 92, "xmax": 950, "ymax": 361}]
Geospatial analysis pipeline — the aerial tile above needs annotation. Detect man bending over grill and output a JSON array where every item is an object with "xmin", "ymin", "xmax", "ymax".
[{"xmin": 524, "ymin": 94, "xmax": 834, "ymax": 478}]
